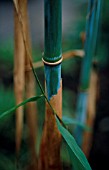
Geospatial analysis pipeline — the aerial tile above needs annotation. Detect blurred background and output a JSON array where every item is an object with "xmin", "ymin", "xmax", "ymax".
[{"xmin": 0, "ymin": 0, "xmax": 109, "ymax": 170}]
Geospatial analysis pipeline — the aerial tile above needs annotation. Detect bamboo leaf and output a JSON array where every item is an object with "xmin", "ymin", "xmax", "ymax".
[
  {"xmin": 56, "ymin": 116, "xmax": 92, "ymax": 170},
  {"xmin": 0, "ymin": 95, "xmax": 44, "ymax": 120},
  {"xmin": 67, "ymin": 146, "xmax": 84, "ymax": 170},
  {"xmin": 62, "ymin": 116, "xmax": 90, "ymax": 131}
]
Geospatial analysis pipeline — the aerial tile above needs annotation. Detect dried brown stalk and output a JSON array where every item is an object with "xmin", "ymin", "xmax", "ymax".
[
  {"xmin": 24, "ymin": 1, "xmax": 37, "ymax": 167},
  {"xmin": 38, "ymin": 81, "xmax": 62, "ymax": 170},
  {"xmin": 14, "ymin": 0, "xmax": 25, "ymax": 155},
  {"xmin": 82, "ymin": 68, "xmax": 99, "ymax": 157},
  {"xmin": 14, "ymin": 0, "xmax": 37, "ymax": 168}
]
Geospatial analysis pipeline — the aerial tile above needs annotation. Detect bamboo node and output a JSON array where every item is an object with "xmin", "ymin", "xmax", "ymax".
[{"xmin": 42, "ymin": 57, "xmax": 63, "ymax": 66}]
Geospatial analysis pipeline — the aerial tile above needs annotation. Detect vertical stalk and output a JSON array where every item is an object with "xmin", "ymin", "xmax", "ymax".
[
  {"xmin": 14, "ymin": 0, "xmax": 25, "ymax": 156},
  {"xmin": 14, "ymin": 0, "xmax": 37, "ymax": 168},
  {"xmin": 82, "ymin": 67, "xmax": 99, "ymax": 157},
  {"xmin": 24, "ymin": 1, "xmax": 37, "ymax": 169},
  {"xmin": 82, "ymin": 0, "xmax": 102, "ymax": 156},
  {"xmin": 74, "ymin": 0, "xmax": 101, "ymax": 147},
  {"xmin": 25, "ymin": 69, "xmax": 37, "ymax": 169},
  {"xmin": 38, "ymin": 0, "xmax": 62, "ymax": 170}
]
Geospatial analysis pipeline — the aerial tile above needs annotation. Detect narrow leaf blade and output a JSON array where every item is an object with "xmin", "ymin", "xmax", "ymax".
[
  {"xmin": 56, "ymin": 117, "xmax": 92, "ymax": 170},
  {"xmin": 0, "ymin": 95, "xmax": 44, "ymax": 120}
]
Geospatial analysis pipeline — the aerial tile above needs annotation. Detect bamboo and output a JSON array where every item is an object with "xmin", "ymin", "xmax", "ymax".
[
  {"xmin": 38, "ymin": 82, "xmax": 62, "ymax": 170},
  {"xmin": 81, "ymin": 0, "xmax": 102, "ymax": 156},
  {"xmin": 74, "ymin": 0, "xmax": 98, "ymax": 146},
  {"xmin": 38, "ymin": 0, "xmax": 62, "ymax": 169},
  {"xmin": 43, "ymin": 0, "xmax": 62, "ymax": 63},
  {"xmin": 14, "ymin": 0, "xmax": 25, "ymax": 156},
  {"xmin": 25, "ymin": 63, "xmax": 37, "ymax": 169},
  {"xmin": 25, "ymin": 71, "xmax": 37, "ymax": 170},
  {"xmin": 80, "ymin": 0, "xmax": 101, "ymax": 90},
  {"xmin": 14, "ymin": 0, "xmax": 37, "ymax": 168},
  {"xmin": 82, "ymin": 68, "xmax": 99, "ymax": 157},
  {"xmin": 74, "ymin": 0, "xmax": 102, "ymax": 148},
  {"xmin": 23, "ymin": 0, "xmax": 37, "ymax": 169}
]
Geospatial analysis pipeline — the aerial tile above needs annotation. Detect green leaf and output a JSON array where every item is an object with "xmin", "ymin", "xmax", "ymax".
[
  {"xmin": 0, "ymin": 95, "xmax": 44, "ymax": 120},
  {"xmin": 62, "ymin": 116, "xmax": 91, "ymax": 131},
  {"xmin": 56, "ymin": 116, "xmax": 92, "ymax": 170}
]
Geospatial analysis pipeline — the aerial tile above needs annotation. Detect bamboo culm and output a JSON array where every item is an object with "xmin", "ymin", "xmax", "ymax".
[{"xmin": 38, "ymin": 0, "xmax": 62, "ymax": 170}]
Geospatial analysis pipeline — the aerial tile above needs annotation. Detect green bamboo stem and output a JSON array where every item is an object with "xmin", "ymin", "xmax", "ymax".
[
  {"xmin": 38, "ymin": 0, "xmax": 62, "ymax": 169},
  {"xmin": 44, "ymin": 0, "xmax": 62, "ymax": 63},
  {"xmin": 74, "ymin": 0, "xmax": 101, "ymax": 147},
  {"xmin": 80, "ymin": 0, "xmax": 95, "ymax": 90},
  {"xmin": 82, "ymin": 0, "xmax": 102, "ymax": 156}
]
